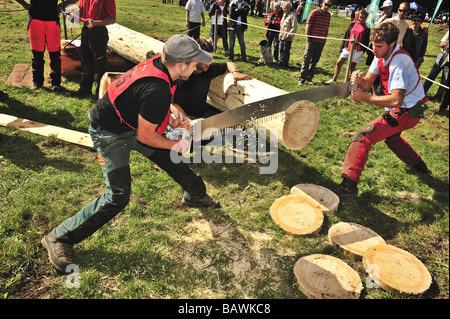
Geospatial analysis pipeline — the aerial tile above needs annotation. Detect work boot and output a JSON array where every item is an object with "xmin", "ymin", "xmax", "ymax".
[
  {"xmin": 332, "ymin": 178, "xmax": 358, "ymax": 198},
  {"xmin": 183, "ymin": 192, "xmax": 221, "ymax": 208},
  {"xmin": 41, "ymin": 231, "xmax": 74, "ymax": 272},
  {"xmin": 411, "ymin": 161, "xmax": 430, "ymax": 174}
]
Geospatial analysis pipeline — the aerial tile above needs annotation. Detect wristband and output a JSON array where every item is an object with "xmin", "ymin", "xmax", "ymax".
[{"xmin": 232, "ymin": 69, "xmax": 240, "ymax": 73}]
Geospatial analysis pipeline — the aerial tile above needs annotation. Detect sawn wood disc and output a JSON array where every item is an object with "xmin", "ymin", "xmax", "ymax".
[
  {"xmin": 363, "ymin": 244, "xmax": 432, "ymax": 295},
  {"xmin": 294, "ymin": 254, "xmax": 363, "ymax": 299},
  {"xmin": 290, "ymin": 183, "xmax": 339, "ymax": 214},
  {"xmin": 282, "ymin": 100, "xmax": 319, "ymax": 150},
  {"xmin": 328, "ymin": 222, "xmax": 386, "ymax": 257},
  {"xmin": 270, "ymin": 194, "xmax": 324, "ymax": 235}
]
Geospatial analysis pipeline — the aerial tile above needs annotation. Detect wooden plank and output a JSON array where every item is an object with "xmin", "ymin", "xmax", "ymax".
[
  {"xmin": 6, "ymin": 64, "xmax": 29, "ymax": 85},
  {"xmin": 0, "ymin": 113, "xmax": 93, "ymax": 148},
  {"xmin": 21, "ymin": 68, "xmax": 33, "ymax": 87}
]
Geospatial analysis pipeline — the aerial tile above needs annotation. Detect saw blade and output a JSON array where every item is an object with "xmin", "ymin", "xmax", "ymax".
[{"xmin": 192, "ymin": 83, "xmax": 350, "ymax": 140}]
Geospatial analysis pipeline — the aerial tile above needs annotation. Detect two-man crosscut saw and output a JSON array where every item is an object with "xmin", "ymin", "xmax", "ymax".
[{"xmin": 190, "ymin": 83, "xmax": 352, "ymax": 141}]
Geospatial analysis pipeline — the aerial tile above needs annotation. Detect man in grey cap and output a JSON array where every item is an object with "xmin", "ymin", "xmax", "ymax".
[{"xmin": 41, "ymin": 34, "xmax": 219, "ymax": 272}]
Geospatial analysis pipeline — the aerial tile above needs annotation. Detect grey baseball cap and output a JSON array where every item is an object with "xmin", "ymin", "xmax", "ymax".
[{"xmin": 162, "ymin": 34, "xmax": 213, "ymax": 64}]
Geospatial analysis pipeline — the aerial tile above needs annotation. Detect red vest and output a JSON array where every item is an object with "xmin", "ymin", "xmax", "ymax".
[
  {"xmin": 108, "ymin": 56, "xmax": 177, "ymax": 134},
  {"xmin": 377, "ymin": 48, "xmax": 428, "ymax": 107}
]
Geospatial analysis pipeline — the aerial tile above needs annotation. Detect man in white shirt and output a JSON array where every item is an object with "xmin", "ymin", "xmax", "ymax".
[
  {"xmin": 334, "ymin": 22, "xmax": 429, "ymax": 197},
  {"xmin": 374, "ymin": 0, "xmax": 397, "ymax": 27},
  {"xmin": 186, "ymin": 0, "xmax": 206, "ymax": 39}
]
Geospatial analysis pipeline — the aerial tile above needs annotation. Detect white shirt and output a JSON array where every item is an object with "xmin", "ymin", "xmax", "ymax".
[
  {"xmin": 369, "ymin": 45, "xmax": 425, "ymax": 110},
  {"xmin": 185, "ymin": 0, "xmax": 205, "ymax": 23}
]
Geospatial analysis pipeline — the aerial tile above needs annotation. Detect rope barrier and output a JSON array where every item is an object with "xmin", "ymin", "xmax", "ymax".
[{"xmin": 224, "ymin": 16, "xmax": 449, "ymax": 91}]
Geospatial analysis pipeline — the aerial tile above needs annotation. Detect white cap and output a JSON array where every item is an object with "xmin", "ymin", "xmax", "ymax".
[{"xmin": 381, "ymin": 0, "xmax": 393, "ymax": 8}]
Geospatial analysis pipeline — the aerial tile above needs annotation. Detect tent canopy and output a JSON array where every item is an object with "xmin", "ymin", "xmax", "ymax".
[{"xmin": 409, "ymin": 2, "xmax": 423, "ymax": 10}]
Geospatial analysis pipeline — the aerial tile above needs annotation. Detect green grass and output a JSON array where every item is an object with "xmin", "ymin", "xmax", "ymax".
[{"xmin": 0, "ymin": 0, "xmax": 448, "ymax": 300}]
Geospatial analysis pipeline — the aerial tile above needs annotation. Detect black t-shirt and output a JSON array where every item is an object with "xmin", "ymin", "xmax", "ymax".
[
  {"xmin": 90, "ymin": 57, "xmax": 174, "ymax": 134},
  {"xmin": 173, "ymin": 62, "xmax": 228, "ymax": 118},
  {"xmin": 29, "ymin": 0, "xmax": 59, "ymax": 22}
]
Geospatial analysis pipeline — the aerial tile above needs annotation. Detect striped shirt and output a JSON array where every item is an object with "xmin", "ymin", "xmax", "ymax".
[{"xmin": 306, "ymin": 8, "xmax": 331, "ymax": 44}]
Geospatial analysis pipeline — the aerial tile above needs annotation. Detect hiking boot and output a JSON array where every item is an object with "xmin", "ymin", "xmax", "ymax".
[
  {"xmin": 183, "ymin": 192, "xmax": 221, "ymax": 208},
  {"xmin": 332, "ymin": 178, "xmax": 358, "ymax": 198},
  {"xmin": 41, "ymin": 231, "xmax": 74, "ymax": 272},
  {"xmin": 411, "ymin": 161, "xmax": 430, "ymax": 174}
]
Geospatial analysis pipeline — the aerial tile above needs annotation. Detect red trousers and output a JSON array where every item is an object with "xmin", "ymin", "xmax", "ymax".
[
  {"xmin": 28, "ymin": 19, "xmax": 61, "ymax": 86},
  {"xmin": 342, "ymin": 109, "xmax": 423, "ymax": 183}
]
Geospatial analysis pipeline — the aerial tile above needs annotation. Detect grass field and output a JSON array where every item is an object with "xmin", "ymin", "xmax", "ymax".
[{"xmin": 0, "ymin": 0, "xmax": 448, "ymax": 300}]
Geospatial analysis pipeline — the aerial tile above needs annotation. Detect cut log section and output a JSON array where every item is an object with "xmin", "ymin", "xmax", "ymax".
[
  {"xmin": 106, "ymin": 24, "xmax": 164, "ymax": 64},
  {"xmin": 328, "ymin": 222, "xmax": 386, "ymax": 257},
  {"xmin": 294, "ymin": 254, "xmax": 363, "ymax": 299},
  {"xmin": 363, "ymin": 244, "xmax": 432, "ymax": 295},
  {"xmin": 282, "ymin": 100, "xmax": 319, "ymax": 150},
  {"xmin": 0, "ymin": 113, "xmax": 93, "ymax": 148},
  {"xmin": 290, "ymin": 183, "xmax": 339, "ymax": 214},
  {"xmin": 270, "ymin": 194, "xmax": 324, "ymax": 235}
]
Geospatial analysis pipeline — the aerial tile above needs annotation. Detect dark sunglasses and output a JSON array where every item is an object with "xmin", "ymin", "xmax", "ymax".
[
  {"xmin": 398, "ymin": 9, "xmax": 408, "ymax": 12},
  {"xmin": 323, "ymin": 3, "xmax": 332, "ymax": 7},
  {"xmin": 413, "ymin": 18, "xmax": 422, "ymax": 22}
]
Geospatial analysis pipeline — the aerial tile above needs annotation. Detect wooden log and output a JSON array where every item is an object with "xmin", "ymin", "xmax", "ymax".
[
  {"xmin": 328, "ymin": 222, "xmax": 386, "ymax": 257},
  {"xmin": 0, "ymin": 113, "xmax": 93, "ymax": 148},
  {"xmin": 106, "ymin": 24, "xmax": 164, "ymax": 64},
  {"xmin": 294, "ymin": 254, "xmax": 363, "ymax": 299},
  {"xmin": 363, "ymin": 244, "xmax": 432, "ymax": 295},
  {"xmin": 270, "ymin": 194, "xmax": 324, "ymax": 236},
  {"xmin": 105, "ymin": 24, "xmax": 320, "ymax": 148}
]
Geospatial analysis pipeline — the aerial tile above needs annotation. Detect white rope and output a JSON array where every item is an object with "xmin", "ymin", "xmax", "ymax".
[{"xmin": 227, "ymin": 15, "xmax": 449, "ymax": 91}]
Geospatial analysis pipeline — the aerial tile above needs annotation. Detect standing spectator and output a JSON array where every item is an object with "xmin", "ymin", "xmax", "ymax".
[
  {"xmin": 298, "ymin": 0, "xmax": 332, "ymax": 85},
  {"xmin": 250, "ymin": 0, "xmax": 255, "ymax": 16},
  {"xmin": 279, "ymin": 1, "xmax": 297, "ymax": 67},
  {"xmin": 423, "ymin": 31, "xmax": 449, "ymax": 103},
  {"xmin": 264, "ymin": 2, "xmax": 282, "ymax": 62},
  {"xmin": 228, "ymin": 0, "xmax": 250, "ymax": 62},
  {"xmin": 186, "ymin": 0, "xmax": 206, "ymax": 40},
  {"xmin": 255, "ymin": 0, "xmax": 264, "ymax": 17},
  {"xmin": 326, "ymin": 9, "xmax": 370, "ymax": 84},
  {"xmin": 65, "ymin": 0, "xmax": 116, "ymax": 96},
  {"xmin": 374, "ymin": 0, "xmax": 397, "ymax": 28},
  {"xmin": 209, "ymin": 0, "xmax": 229, "ymax": 52},
  {"xmin": 15, "ymin": 0, "xmax": 64, "ymax": 90},
  {"xmin": 402, "ymin": 11, "xmax": 428, "ymax": 69},
  {"xmin": 295, "ymin": 1, "xmax": 305, "ymax": 24},
  {"xmin": 381, "ymin": 2, "xmax": 409, "ymax": 45},
  {"xmin": 250, "ymin": 0, "xmax": 256, "ymax": 16},
  {"xmin": 333, "ymin": 23, "xmax": 429, "ymax": 197}
]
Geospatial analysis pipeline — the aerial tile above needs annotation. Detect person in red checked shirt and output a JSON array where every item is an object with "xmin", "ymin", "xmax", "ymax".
[
  {"xmin": 16, "ymin": 0, "xmax": 64, "ymax": 90},
  {"xmin": 64, "ymin": 0, "xmax": 116, "ymax": 96}
]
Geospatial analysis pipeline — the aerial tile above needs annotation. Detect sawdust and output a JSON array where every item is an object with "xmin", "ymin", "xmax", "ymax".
[{"xmin": 172, "ymin": 219, "xmax": 297, "ymax": 298}]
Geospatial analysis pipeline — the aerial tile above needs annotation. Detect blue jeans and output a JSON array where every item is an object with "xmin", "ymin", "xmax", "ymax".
[
  {"xmin": 228, "ymin": 25, "xmax": 246, "ymax": 60},
  {"xmin": 52, "ymin": 123, "xmax": 207, "ymax": 244},
  {"xmin": 279, "ymin": 40, "xmax": 292, "ymax": 67},
  {"xmin": 266, "ymin": 30, "xmax": 279, "ymax": 61},
  {"xmin": 423, "ymin": 53, "xmax": 449, "ymax": 100}
]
